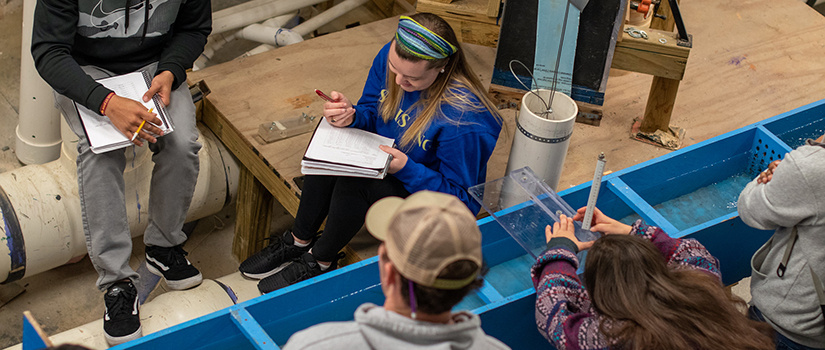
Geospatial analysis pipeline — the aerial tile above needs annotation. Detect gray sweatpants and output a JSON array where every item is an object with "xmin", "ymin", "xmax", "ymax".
[{"xmin": 55, "ymin": 62, "xmax": 201, "ymax": 291}]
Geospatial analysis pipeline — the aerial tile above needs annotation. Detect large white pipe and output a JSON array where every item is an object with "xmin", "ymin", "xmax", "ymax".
[
  {"xmin": 5, "ymin": 273, "xmax": 262, "ymax": 350},
  {"xmin": 16, "ymin": 0, "xmax": 62, "ymax": 165},
  {"xmin": 0, "ymin": 119, "xmax": 240, "ymax": 284},
  {"xmin": 504, "ymin": 90, "xmax": 578, "ymax": 192},
  {"xmin": 212, "ymin": 0, "xmax": 330, "ymax": 35}
]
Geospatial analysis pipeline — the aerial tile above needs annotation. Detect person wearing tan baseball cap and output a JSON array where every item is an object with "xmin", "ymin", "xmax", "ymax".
[{"xmin": 283, "ymin": 191, "xmax": 509, "ymax": 350}]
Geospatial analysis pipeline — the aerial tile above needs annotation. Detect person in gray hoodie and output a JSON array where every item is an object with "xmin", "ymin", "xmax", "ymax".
[
  {"xmin": 739, "ymin": 133, "xmax": 825, "ymax": 350},
  {"xmin": 282, "ymin": 191, "xmax": 509, "ymax": 350}
]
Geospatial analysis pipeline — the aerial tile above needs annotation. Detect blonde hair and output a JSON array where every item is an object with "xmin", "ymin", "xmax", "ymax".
[{"xmin": 379, "ymin": 13, "xmax": 501, "ymax": 149}]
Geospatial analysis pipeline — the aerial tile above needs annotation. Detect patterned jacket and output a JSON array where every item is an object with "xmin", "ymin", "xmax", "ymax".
[{"xmin": 530, "ymin": 221, "xmax": 721, "ymax": 349}]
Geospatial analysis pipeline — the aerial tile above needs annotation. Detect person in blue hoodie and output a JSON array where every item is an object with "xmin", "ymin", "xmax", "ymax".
[{"xmin": 240, "ymin": 13, "xmax": 502, "ymax": 294}]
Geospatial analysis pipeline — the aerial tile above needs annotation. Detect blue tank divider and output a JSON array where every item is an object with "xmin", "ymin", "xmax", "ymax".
[
  {"xmin": 606, "ymin": 177, "xmax": 679, "ymax": 234},
  {"xmin": 27, "ymin": 100, "xmax": 824, "ymax": 350},
  {"xmin": 230, "ymin": 308, "xmax": 278, "ymax": 350}
]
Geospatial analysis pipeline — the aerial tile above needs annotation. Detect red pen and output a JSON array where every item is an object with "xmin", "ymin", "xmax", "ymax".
[{"xmin": 315, "ymin": 89, "xmax": 335, "ymax": 102}]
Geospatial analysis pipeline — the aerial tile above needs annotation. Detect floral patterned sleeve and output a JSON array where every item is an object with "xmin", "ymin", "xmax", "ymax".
[
  {"xmin": 531, "ymin": 242, "xmax": 610, "ymax": 350},
  {"xmin": 530, "ymin": 221, "xmax": 721, "ymax": 349}
]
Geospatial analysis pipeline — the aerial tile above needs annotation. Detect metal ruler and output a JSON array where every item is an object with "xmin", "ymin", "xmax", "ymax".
[{"xmin": 581, "ymin": 153, "xmax": 606, "ymax": 231}]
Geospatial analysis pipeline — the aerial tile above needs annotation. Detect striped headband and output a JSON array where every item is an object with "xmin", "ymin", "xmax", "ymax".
[{"xmin": 395, "ymin": 16, "xmax": 458, "ymax": 60}]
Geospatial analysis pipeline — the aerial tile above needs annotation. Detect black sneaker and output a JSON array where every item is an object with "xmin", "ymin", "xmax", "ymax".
[
  {"xmin": 145, "ymin": 245, "xmax": 203, "ymax": 290},
  {"xmin": 104, "ymin": 280, "xmax": 142, "ymax": 345},
  {"xmin": 257, "ymin": 252, "xmax": 343, "ymax": 294},
  {"xmin": 239, "ymin": 230, "xmax": 314, "ymax": 280}
]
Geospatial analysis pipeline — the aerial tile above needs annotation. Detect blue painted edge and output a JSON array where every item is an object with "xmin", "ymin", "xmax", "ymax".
[
  {"xmin": 476, "ymin": 280, "xmax": 505, "ymax": 304},
  {"xmin": 755, "ymin": 125, "xmax": 794, "ymax": 154},
  {"xmin": 230, "ymin": 307, "xmax": 279, "ymax": 350},
  {"xmin": 606, "ymin": 178, "xmax": 679, "ymax": 234},
  {"xmin": 754, "ymin": 99, "xmax": 825, "ymax": 127},
  {"xmin": 0, "ymin": 184, "xmax": 25, "ymax": 284},
  {"xmin": 471, "ymin": 287, "xmax": 535, "ymax": 315},
  {"xmin": 22, "ymin": 315, "xmax": 48, "ymax": 350},
  {"xmin": 670, "ymin": 212, "xmax": 739, "ymax": 239}
]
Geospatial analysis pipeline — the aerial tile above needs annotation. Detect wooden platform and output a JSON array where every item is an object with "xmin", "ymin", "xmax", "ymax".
[{"xmin": 189, "ymin": 0, "xmax": 825, "ymax": 262}]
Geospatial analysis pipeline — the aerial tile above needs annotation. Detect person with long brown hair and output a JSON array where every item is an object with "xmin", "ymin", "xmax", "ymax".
[
  {"xmin": 239, "ymin": 13, "xmax": 502, "ymax": 294},
  {"xmin": 531, "ymin": 207, "xmax": 775, "ymax": 349}
]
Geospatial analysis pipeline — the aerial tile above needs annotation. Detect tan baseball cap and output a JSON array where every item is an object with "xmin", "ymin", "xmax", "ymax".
[{"xmin": 365, "ymin": 191, "xmax": 482, "ymax": 289}]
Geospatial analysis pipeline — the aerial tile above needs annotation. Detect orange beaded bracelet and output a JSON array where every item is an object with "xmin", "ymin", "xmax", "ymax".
[{"xmin": 100, "ymin": 92, "xmax": 115, "ymax": 115}]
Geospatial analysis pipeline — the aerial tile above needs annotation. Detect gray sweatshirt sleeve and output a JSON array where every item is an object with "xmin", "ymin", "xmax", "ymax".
[
  {"xmin": 737, "ymin": 149, "xmax": 819, "ymax": 230},
  {"xmin": 31, "ymin": 0, "xmax": 113, "ymax": 112}
]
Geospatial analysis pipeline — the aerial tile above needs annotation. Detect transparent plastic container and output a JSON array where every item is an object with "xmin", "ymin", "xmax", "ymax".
[{"xmin": 469, "ymin": 167, "xmax": 600, "ymax": 271}]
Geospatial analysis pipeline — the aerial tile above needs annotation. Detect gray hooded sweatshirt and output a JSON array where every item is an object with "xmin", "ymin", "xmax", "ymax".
[
  {"xmin": 739, "ymin": 139, "xmax": 825, "ymax": 348},
  {"xmin": 283, "ymin": 303, "xmax": 510, "ymax": 350}
]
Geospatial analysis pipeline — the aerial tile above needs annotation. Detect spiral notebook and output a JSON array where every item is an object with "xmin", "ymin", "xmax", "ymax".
[
  {"xmin": 74, "ymin": 71, "xmax": 173, "ymax": 154},
  {"xmin": 301, "ymin": 118, "xmax": 394, "ymax": 179}
]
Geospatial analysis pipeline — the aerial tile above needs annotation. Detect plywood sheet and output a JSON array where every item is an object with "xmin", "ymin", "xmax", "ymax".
[{"xmin": 191, "ymin": 0, "xmax": 825, "ymax": 211}]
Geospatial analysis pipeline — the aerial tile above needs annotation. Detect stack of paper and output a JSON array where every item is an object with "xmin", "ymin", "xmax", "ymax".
[
  {"xmin": 75, "ymin": 71, "xmax": 173, "ymax": 154},
  {"xmin": 301, "ymin": 119, "xmax": 395, "ymax": 179}
]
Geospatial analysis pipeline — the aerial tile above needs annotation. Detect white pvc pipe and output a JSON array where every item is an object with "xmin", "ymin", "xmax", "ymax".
[
  {"xmin": 238, "ymin": 0, "xmax": 369, "ymax": 58},
  {"xmin": 239, "ymin": 24, "xmax": 303, "ymax": 47},
  {"xmin": 291, "ymin": 0, "xmax": 370, "ymax": 37},
  {"xmin": 0, "ymin": 120, "xmax": 240, "ymax": 283},
  {"xmin": 212, "ymin": 0, "xmax": 330, "ymax": 35},
  {"xmin": 194, "ymin": 12, "xmax": 298, "ymax": 71},
  {"xmin": 16, "ymin": 0, "xmax": 62, "ymax": 165},
  {"xmin": 505, "ymin": 90, "xmax": 578, "ymax": 191}
]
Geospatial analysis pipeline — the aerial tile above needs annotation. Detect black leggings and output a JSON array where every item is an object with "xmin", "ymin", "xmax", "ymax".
[{"xmin": 292, "ymin": 175, "xmax": 410, "ymax": 262}]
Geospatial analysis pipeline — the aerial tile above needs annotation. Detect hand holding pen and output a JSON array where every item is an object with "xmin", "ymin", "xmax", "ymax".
[
  {"xmin": 317, "ymin": 89, "xmax": 355, "ymax": 127},
  {"xmin": 104, "ymin": 95, "xmax": 164, "ymax": 147}
]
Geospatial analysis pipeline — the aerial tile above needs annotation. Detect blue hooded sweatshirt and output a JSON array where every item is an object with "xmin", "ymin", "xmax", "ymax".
[{"xmin": 351, "ymin": 42, "xmax": 501, "ymax": 214}]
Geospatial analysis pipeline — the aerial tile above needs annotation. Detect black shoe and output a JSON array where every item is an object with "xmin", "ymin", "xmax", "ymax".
[
  {"xmin": 104, "ymin": 280, "xmax": 142, "ymax": 345},
  {"xmin": 145, "ymin": 245, "xmax": 203, "ymax": 290},
  {"xmin": 239, "ymin": 230, "xmax": 314, "ymax": 280},
  {"xmin": 257, "ymin": 252, "xmax": 343, "ymax": 294}
]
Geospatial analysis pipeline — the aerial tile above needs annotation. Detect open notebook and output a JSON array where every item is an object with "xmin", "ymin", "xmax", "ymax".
[
  {"xmin": 75, "ymin": 71, "xmax": 173, "ymax": 154},
  {"xmin": 301, "ymin": 119, "xmax": 394, "ymax": 179}
]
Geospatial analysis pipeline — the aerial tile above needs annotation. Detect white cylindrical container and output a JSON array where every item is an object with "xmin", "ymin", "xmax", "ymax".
[{"xmin": 505, "ymin": 89, "xmax": 578, "ymax": 191}]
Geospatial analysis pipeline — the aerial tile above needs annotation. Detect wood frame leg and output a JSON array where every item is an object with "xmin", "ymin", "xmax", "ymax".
[
  {"xmin": 232, "ymin": 166, "xmax": 274, "ymax": 262},
  {"xmin": 640, "ymin": 76, "xmax": 681, "ymax": 133}
]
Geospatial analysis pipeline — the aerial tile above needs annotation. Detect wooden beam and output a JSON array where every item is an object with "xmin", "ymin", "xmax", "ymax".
[
  {"xmin": 486, "ymin": 0, "xmax": 500, "ymax": 18},
  {"xmin": 442, "ymin": 16, "xmax": 500, "ymax": 47},
  {"xmin": 611, "ymin": 29, "xmax": 690, "ymax": 80},
  {"xmin": 417, "ymin": 0, "xmax": 499, "ymax": 25},
  {"xmin": 640, "ymin": 76, "xmax": 681, "ymax": 133},
  {"xmin": 233, "ymin": 168, "xmax": 274, "ymax": 261},
  {"xmin": 200, "ymin": 99, "xmax": 301, "ymax": 216}
]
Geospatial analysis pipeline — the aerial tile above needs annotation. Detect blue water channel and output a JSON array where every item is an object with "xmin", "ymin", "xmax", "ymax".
[{"xmin": 651, "ymin": 173, "xmax": 754, "ymax": 232}]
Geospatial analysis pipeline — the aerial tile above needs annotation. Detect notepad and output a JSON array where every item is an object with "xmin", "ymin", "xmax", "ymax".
[
  {"xmin": 301, "ymin": 119, "xmax": 395, "ymax": 179},
  {"xmin": 74, "ymin": 71, "xmax": 174, "ymax": 154}
]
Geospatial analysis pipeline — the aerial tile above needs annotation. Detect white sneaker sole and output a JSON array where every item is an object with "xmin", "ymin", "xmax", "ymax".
[
  {"xmin": 145, "ymin": 262, "xmax": 203, "ymax": 290},
  {"xmin": 241, "ymin": 262, "xmax": 291, "ymax": 280},
  {"xmin": 105, "ymin": 325, "xmax": 142, "ymax": 346}
]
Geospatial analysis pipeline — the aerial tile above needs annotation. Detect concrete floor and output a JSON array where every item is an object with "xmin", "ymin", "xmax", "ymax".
[{"xmin": 1, "ymin": 0, "xmax": 824, "ymax": 348}]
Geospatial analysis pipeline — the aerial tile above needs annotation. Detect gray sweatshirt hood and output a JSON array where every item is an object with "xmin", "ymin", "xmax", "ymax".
[{"xmin": 354, "ymin": 303, "xmax": 507, "ymax": 349}]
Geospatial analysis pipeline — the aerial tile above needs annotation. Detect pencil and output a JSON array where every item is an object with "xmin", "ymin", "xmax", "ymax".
[{"xmin": 130, "ymin": 108, "xmax": 153, "ymax": 142}]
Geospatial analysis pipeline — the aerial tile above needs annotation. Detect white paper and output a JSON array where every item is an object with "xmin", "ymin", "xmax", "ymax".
[
  {"xmin": 76, "ymin": 71, "xmax": 173, "ymax": 154},
  {"xmin": 301, "ymin": 119, "xmax": 395, "ymax": 179},
  {"xmin": 303, "ymin": 119, "xmax": 394, "ymax": 170}
]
